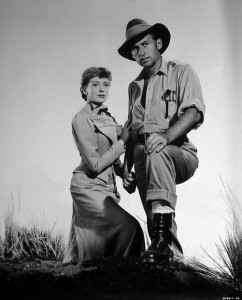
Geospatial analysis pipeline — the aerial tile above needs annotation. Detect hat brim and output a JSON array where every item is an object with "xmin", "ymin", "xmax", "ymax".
[{"xmin": 118, "ymin": 23, "xmax": 171, "ymax": 61}]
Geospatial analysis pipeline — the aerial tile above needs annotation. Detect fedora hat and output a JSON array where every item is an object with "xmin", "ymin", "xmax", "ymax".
[{"xmin": 118, "ymin": 18, "xmax": 171, "ymax": 61}]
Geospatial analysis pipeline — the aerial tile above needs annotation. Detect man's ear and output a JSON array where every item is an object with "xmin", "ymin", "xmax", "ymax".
[{"xmin": 156, "ymin": 38, "xmax": 162, "ymax": 50}]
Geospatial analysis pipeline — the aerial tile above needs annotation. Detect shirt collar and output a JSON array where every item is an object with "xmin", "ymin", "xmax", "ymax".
[
  {"xmin": 134, "ymin": 57, "xmax": 169, "ymax": 82},
  {"xmin": 157, "ymin": 57, "xmax": 168, "ymax": 76},
  {"xmin": 85, "ymin": 101, "xmax": 106, "ymax": 114}
]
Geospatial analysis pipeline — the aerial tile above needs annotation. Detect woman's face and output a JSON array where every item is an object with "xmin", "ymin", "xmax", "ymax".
[{"xmin": 85, "ymin": 76, "xmax": 110, "ymax": 106}]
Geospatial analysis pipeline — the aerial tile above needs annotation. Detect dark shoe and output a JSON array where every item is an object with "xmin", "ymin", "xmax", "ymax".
[{"xmin": 141, "ymin": 213, "xmax": 174, "ymax": 263}]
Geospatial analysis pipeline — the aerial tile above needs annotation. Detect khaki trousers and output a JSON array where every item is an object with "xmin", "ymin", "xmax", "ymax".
[{"xmin": 134, "ymin": 143, "xmax": 199, "ymax": 257}]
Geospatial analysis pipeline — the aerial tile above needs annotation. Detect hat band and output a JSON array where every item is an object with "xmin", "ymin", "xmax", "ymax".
[{"xmin": 126, "ymin": 24, "xmax": 151, "ymax": 41}]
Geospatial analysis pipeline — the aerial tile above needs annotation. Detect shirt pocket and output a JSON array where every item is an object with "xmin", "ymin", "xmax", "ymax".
[
  {"xmin": 92, "ymin": 117, "xmax": 117, "ymax": 144},
  {"xmin": 161, "ymin": 89, "xmax": 178, "ymax": 119}
]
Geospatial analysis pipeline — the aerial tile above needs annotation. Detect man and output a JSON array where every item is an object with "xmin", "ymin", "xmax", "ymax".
[{"xmin": 118, "ymin": 19, "xmax": 205, "ymax": 263}]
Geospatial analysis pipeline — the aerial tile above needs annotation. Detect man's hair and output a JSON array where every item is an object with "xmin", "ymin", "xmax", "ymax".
[
  {"xmin": 80, "ymin": 67, "xmax": 112, "ymax": 101},
  {"xmin": 149, "ymin": 32, "xmax": 158, "ymax": 40}
]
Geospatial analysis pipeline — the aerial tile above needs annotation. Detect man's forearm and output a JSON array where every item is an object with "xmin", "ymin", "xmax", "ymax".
[{"xmin": 165, "ymin": 107, "xmax": 202, "ymax": 144}]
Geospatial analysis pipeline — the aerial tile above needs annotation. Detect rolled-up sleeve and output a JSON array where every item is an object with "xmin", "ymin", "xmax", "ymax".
[
  {"xmin": 72, "ymin": 113, "xmax": 125, "ymax": 174},
  {"xmin": 177, "ymin": 64, "xmax": 205, "ymax": 129}
]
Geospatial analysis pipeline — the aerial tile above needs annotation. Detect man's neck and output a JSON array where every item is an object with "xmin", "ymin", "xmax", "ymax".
[{"xmin": 145, "ymin": 56, "xmax": 162, "ymax": 78}]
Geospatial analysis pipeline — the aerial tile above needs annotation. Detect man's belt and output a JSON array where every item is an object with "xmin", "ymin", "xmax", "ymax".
[
  {"xmin": 133, "ymin": 133, "xmax": 188, "ymax": 147},
  {"xmin": 132, "ymin": 133, "xmax": 152, "ymax": 144}
]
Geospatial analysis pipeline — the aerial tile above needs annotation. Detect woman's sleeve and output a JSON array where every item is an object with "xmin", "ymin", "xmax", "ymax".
[{"xmin": 72, "ymin": 113, "xmax": 125, "ymax": 174}]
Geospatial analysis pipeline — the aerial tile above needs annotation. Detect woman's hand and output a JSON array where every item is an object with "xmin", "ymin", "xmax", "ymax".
[{"xmin": 119, "ymin": 119, "xmax": 132, "ymax": 144}]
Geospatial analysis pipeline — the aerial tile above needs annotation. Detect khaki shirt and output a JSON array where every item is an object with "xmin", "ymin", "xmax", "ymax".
[{"xmin": 128, "ymin": 58, "xmax": 205, "ymax": 153}]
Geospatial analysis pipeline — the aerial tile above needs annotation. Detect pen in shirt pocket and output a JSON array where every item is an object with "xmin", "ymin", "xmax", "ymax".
[{"xmin": 162, "ymin": 89, "xmax": 177, "ymax": 119}]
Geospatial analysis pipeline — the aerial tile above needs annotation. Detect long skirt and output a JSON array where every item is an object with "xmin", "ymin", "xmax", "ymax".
[{"xmin": 65, "ymin": 171, "xmax": 145, "ymax": 263}]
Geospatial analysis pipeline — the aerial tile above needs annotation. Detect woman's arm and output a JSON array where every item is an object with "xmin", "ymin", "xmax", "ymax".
[{"xmin": 72, "ymin": 114, "xmax": 125, "ymax": 174}]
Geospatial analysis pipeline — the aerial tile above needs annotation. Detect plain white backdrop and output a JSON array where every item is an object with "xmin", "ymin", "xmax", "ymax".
[{"xmin": 0, "ymin": 0, "xmax": 241, "ymax": 262}]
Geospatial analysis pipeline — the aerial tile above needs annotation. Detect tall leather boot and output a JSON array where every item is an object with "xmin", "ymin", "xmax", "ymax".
[{"xmin": 141, "ymin": 213, "xmax": 174, "ymax": 263}]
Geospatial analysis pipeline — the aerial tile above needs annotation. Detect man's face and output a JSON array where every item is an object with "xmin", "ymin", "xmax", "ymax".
[{"xmin": 130, "ymin": 34, "xmax": 162, "ymax": 69}]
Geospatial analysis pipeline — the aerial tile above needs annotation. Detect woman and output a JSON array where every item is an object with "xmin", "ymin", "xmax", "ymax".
[{"xmin": 65, "ymin": 67, "xmax": 145, "ymax": 263}]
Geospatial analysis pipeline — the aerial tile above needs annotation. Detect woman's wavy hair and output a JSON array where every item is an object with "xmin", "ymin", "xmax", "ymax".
[{"xmin": 80, "ymin": 67, "xmax": 112, "ymax": 101}]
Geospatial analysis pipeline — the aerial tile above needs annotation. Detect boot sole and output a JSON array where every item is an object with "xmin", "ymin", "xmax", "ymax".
[{"xmin": 142, "ymin": 256, "xmax": 173, "ymax": 264}]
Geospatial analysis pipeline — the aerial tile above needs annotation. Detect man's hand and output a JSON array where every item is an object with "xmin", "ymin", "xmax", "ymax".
[
  {"xmin": 123, "ymin": 171, "xmax": 136, "ymax": 194},
  {"xmin": 145, "ymin": 132, "xmax": 168, "ymax": 154},
  {"xmin": 120, "ymin": 119, "xmax": 132, "ymax": 144},
  {"xmin": 145, "ymin": 107, "xmax": 202, "ymax": 155}
]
